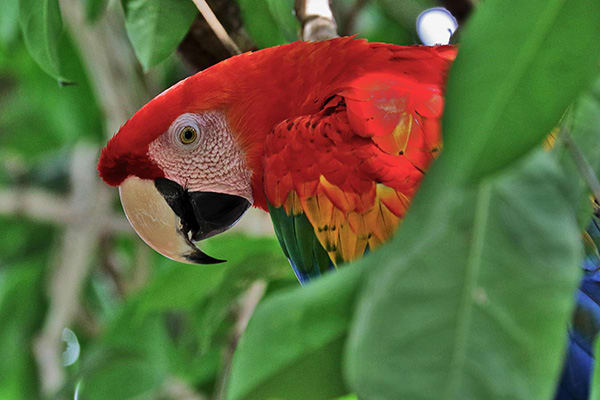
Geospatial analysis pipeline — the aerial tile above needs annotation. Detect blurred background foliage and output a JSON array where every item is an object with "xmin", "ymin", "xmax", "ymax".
[
  {"xmin": 1, "ymin": 0, "xmax": 600, "ymax": 400},
  {"xmin": 0, "ymin": 0, "xmax": 459, "ymax": 399}
]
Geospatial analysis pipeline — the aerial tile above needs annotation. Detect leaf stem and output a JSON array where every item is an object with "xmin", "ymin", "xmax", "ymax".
[{"xmin": 562, "ymin": 128, "xmax": 600, "ymax": 203}]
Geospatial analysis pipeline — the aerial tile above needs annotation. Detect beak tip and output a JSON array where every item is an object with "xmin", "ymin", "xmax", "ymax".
[{"xmin": 184, "ymin": 249, "xmax": 227, "ymax": 265}]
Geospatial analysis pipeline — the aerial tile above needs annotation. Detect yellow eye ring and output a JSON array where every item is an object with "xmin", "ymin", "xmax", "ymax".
[{"xmin": 179, "ymin": 126, "xmax": 198, "ymax": 144}]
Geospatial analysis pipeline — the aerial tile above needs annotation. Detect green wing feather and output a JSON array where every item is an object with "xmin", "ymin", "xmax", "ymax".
[{"xmin": 268, "ymin": 202, "xmax": 333, "ymax": 284}]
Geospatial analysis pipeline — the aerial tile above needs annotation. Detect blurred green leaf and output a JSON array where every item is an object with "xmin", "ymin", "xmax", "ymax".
[
  {"xmin": 135, "ymin": 258, "xmax": 229, "ymax": 315},
  {"xmin": 376, "ymin": 0, "xmax": 436, "ymax": 33},
  {"xmin": 592, "ymin": 338, "xmax": 600, "ymax": 400},
  {"xmin": 226, "ymin": 263, "xmax": 365, "ymax": 400},
  {"xmin": 555, "ymin": 77, "xmax": 600, "ymax": 225},
  {"xmin": 81, "ymin": 315, "xmax": 170, "ymax": 400},
  {"xmin": 237, "ymin": 0, "xmax": 299, "ymax": 48},
  {"xmin": 122, "ymin": 0, "xmax": 197, "ymax": 71},
  {"xmin": 0, "ymin": 36, "xmax": 103, "ymax": 160},
  {"xmin": 196, "ymin": 234, "xmax": 292, "ymax": 352},
  {"xmin": 84, "ymin": 0, "xmax": 109, "ymax": 23},
  {"xmin": 0, "ymin": 0, "xmax": 19, "ymax": 47},
  {"xmin": 333, "ymin": 395, "xmax": 357, "ymax": 400},
  {"xmin": 132, "ymin": 234, "xmax": 287, "ymax": 319},
  {"xmin": 347, "ymin": 149, "xmax": 581, "ymax": 399},
  {"xmin": 442, "ymin": 0, "xmax": 600, "ymax": 182},
  {"xmin": 18, "ymin": 0, "xmax": 71, "ymax": 83},
  {"xmin": 0, "ymin": 264, "xmax": 44, "ymax": 400},
  {"xmin": 353, "ymin": 2, "xmax": 411, "ymax": 45},
  {"xmin": 0, "ymin": 217, "xmax": 56, "ymax": 265}
]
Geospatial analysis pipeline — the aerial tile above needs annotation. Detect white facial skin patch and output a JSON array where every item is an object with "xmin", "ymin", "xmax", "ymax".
[{"xmin": 148, "ymin": 111, "xmax": 253, "ymax": 203}]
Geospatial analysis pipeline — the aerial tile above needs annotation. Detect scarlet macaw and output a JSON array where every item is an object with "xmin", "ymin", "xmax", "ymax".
[
  {"xmin": 98, "ymin": 38, "xmax": 455, "ymax": 281},
  {"xmin": 97, "ymin": 38, "xmax": 598, "ymax": 399}
]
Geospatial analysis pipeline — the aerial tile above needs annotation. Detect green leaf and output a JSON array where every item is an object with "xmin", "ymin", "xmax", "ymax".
[
  {"xmin": 236, "ymin": 0, "xmax": 299, "ymax": 48},
  {"xmin": 134, "ymin": 234, "xmax": 288, "ymax": 319},
  {"xmin": 226, "ymin": 263, "xmax": 365, "ymax": 400},
  {"xmin": 346, "ymin": 150, "xmax": 581, "ymax": 399},
  {"xmin": 81, "ymin": 316, "xmax": 170, "ymax": 400},
  {"xmin": 442, "ymin": 0, "xmax": 600, "ymax": 182},
  {"xmin": 346, "ymin": 2, "xmax": 599, "ymax": 397},
  {"xmin": 0, "ymin": 35, "xmax": 104, "ymax": 158},
  {"xmin": 353, "ymin": 2, "xmax": 411, "ymax": 45},
  {"xmin": 376, "ymin": 0, "xmax": 437, "ymax": 33},
  {"xmin": 0, "ymin": 0, "xmax": 19, "ymax": 47},
  {"xmin": 196, "ymin": 235, "xmax": 293, "ymax": 353},
  {"xmin": 0, "ymin": 264, "xmax": 44, "ymax": 400},
  {"xmin": 591, "ymin": 338, "xmax": 600, "ymax": 400},
  {"xmin": 18, "ymin": 0, "xmax": 71, "ymax": 83},
  {"xmin": 122, "ymin": 0, "xmax": 197, "ymax": 71}
]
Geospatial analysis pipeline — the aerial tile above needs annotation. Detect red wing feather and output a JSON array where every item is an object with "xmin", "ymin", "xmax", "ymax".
[{"xmin": 264, "ymin": 85, "xmax": 442, "ymax": 265}]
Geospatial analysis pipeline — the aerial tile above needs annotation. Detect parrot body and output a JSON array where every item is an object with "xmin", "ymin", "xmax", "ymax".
[
  {"xmin": 98, "ymin": 37, "xmax": 455, "ymax": 278},
  {"xmin": 97, "ymin": 37, "xmax": 599, "ymax": 399}
]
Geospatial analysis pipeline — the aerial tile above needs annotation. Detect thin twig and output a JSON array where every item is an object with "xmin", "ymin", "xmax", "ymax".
[
  {"xmin": 161, "ymin": 377, "xmax": 207, "ymax": 400},
  {"xmin": 295, "ymin": 0, "xmax": 339, "ymax": 41},
  {"xmin": 99, "ymin": 235, "xmax": 127, "ymax": 297},
  {"xmin": 563, "ymin": 130, "xmax": 600, "ymax": 203},
  {"xmin": 191, "ymin": 0, "xmax": 242, "ymax": 55},
  {"xmin": 215, "ymin": 280, "xmax": 267, "ymax": 400}
]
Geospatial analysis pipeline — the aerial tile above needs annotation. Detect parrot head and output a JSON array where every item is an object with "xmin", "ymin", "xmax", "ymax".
[{"xmin": 98, "ymin": 70, "xmax": 257, "ymax": 264}]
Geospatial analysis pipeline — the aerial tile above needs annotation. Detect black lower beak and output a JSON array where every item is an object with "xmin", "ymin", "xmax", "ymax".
[{"xmin": 154, "ymin": 178, "xmax": 251, "ymax": 264}]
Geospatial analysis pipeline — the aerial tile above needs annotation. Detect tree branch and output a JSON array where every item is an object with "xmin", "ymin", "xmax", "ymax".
[
  {"xmin": 215, "ymin": 280, "xmax": 267, "ymax": 400},
  {"xmin": 0, "ymin": 188, "xmax": 131, "ymax": 233},
  {"xmin": 178, "ymin": 1, "xmax": 254, "ymax": 72},
  {"xmin": 191, "ymin": 0, "xmax": 242, "ymax": 56},
  {"xmin": 339, "ymin": 0, "xmax": 368, "ymax": 36},
  {"xmin": 33, "ymin": 144, "xmax": 111, "ymax": 396},
  {"xmin": 295, "ymin": 0, "xmax": 339, "ymax": 41}
]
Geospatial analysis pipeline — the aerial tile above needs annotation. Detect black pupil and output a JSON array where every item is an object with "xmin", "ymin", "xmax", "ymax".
[{"xmin": 183, "ymin": 129, "xmax": 194, "ymax": 141}]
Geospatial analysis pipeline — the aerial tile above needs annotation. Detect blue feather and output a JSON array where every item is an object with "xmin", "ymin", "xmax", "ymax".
[{"xmin": 556, "ymin": 213, "xmax": 600, "ymax": 400}]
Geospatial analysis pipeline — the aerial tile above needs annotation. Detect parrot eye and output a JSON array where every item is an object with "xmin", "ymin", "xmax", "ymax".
[{"xmin": 179, "ymin": 126, "xmax": 198, "ymax": 144}]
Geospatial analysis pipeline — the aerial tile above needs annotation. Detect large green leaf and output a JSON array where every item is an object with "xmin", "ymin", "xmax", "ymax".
[
  {"xmin": 122, "ymin": 0, "xmax": 197, "ymax": 71},
  {"xmin": 236, "ymin": 0, "xmax": 299, "ymax": 48},
  {"xmin": 345, "ymin": 1, "xmax": 600, "ymax": 397},
  {"xmin": 226, "ymin": 263, "xmax": 365, "ymax": 400},
  {"xmin": 346, "ymin": 150, "xmax": 581, "ymax": 399},
  {"xmin": 18, "ymin": 0, "xmax": 71, "ymax": 83},
  {"xmin": 442, "ymin": 0, "xmax": 600, "ymax": 182}
]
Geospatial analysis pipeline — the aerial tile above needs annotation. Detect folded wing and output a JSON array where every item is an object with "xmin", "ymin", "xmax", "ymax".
[{"xmin": 263, "ymin": 69, "xmax": 447, "ymax": 282}]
